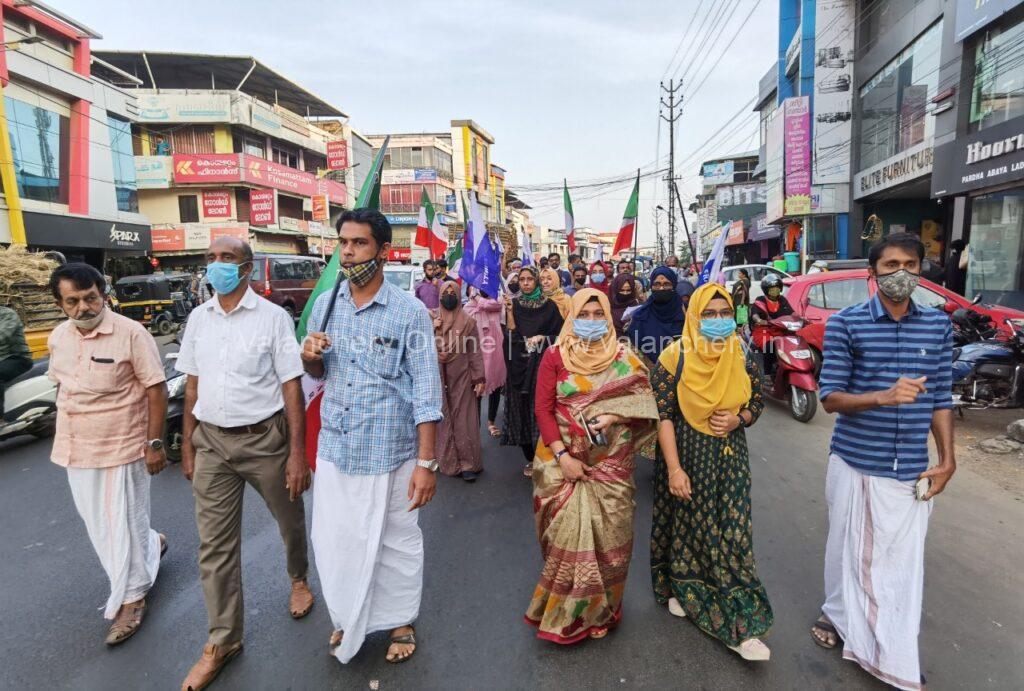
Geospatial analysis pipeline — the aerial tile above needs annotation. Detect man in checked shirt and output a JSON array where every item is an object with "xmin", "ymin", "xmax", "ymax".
[{"xmin": 302, "ymin": 208, "xmax": 443, "ymax": 666}]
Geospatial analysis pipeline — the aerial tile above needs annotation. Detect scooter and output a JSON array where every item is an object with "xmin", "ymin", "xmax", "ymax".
[
  {"xmin": 952, "ymin": 323, "xmax": 1024, "ymax": 410},
  {"xmin": 1, "ymin": 358, "xmax": 57, "ymax": 442},
  {"xmin": 950, "ymin": 294, "xmax": 998, "ymax": 346},
  {"xmin": 748, "ymin": 316, "xmax": 819, "ymax": 422}
]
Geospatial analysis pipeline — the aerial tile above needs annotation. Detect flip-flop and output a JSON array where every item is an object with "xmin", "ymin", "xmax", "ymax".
[
  {"xmin": 811, "ymin": 617, "xmax": 839, "ymax": 649},
  {"xmin": 386, "ymin": 627, "xmax": 416, "ymax": 664}
]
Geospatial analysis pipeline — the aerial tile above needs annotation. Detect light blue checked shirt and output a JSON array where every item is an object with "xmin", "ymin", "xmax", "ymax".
[{"xmin": 309, "ymin": 279, "xmax": 443, "ymax": 475}]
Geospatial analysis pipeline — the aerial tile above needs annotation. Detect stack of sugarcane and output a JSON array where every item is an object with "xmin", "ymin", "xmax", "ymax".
[{"xmin": 0, "ymin": 245, "xmax": 64, "ymax": 330}]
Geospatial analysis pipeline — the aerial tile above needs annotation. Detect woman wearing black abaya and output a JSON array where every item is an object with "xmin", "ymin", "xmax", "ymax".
[{"xmin": 501, "ymin": 266, "xmax": 565, "ymax": 476}]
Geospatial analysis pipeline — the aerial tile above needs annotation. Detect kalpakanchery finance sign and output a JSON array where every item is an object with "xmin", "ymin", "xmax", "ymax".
[{"xmin": 172, "ymin": 153, "xmax": 347, "ymax": 203}]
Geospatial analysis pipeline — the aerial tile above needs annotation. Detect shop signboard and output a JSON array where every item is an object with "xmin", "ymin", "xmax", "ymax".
[
  {"xmin": 765, "ymin": 109, "xmax": 785, "ymax": 223},
  {"xmin": 238, "ymin": 154, "xmax": 347, "ymax": 204},
  {"xmin": 701, "ymin": 161, "xmax": 734, "ymax": 185},
  {"xmin": 932, "ymin": 116, "xmax": 1024, "ymax": 196},
  {"xmin": 311, "ymin": 194, "xmax": 328, "ymax": 221},
  {"xmin": 137, "ymin": 93, "xmax": 231, "ymax": 123},
  {"xmin": 381, "ymin": 168, "xmax": 438, "ymax": 185},
  {"xmin": 150, "ymin": 223, "xmax": 248, "ymax": 252},
  {"xmin": 445, "ymin": 194, "xmax": 457, "ymax": 213},
  {"xmin": 173, "ymin": 153, "xmax": 241, "ymax": 184},
  {"xmin": 725, "ymin": 220, "xmax": 746, "ymax": 246},
  {"xmin": 810, "ymin": 184, "xmax": 850, "ymax": 214},
  {"xmin": 327, "ymin": 140, "xmax": 348, "ymax": 170},
  {"xmin": 748, "ymin": 214, "xmax": 782, "ymax": 241},
  {"xmin": 812, "ymin": 0, "xmax": 854, "ymax": 186},
  {"xmin": 23, "ymin": 212, "xmax": 151, "ymax": 251},
  {"xmin": 202, "ymin": 190, "xmax": 232, "ymax": 218},
  {"xmin": 715, "ymin": 183, "xmax": 766, "ymax": 224},
  {"xmin": 249, "ymin": 189, "xmax": 276, "ymax": 226},
  {"xmin": 784, "ymin": 96, "xmax": 812, "ymax": 215},
  {"xmin": 135, "ymin": 156, "xmax": 172, "ymax": 189},
  {"xmin": 249, "ymin": 101, "xmax": 282, "ymax": 135},
  {"xmin": 855, "ymin": 139, "xmax": 933, "ymax": 199},
  {"xmin": 955, "ymin": 0, "xmax": 1024, "ymax": 42},
  {"xmin": 385, "ymin": 214, "xmax": 418, "ymax": 226}
]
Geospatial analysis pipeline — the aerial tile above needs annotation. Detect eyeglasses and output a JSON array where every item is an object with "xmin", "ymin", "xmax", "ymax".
[{"xmin": 699, "ymin": 308, "xmax": 735, "ymax": 319}]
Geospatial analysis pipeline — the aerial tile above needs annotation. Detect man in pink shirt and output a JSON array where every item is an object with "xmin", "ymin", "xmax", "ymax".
[{"xmin": 47, "ymin": 263, "xmax": 169, "ymax": 646}]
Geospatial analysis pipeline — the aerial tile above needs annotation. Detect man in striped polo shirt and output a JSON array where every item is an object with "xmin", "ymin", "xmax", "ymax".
[{"xmin": 812, "ymin": 233, "xmax": 955, "ymax": 691}]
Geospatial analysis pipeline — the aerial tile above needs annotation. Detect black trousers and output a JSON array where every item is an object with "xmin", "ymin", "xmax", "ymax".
[
  {"xmin": 0, "ymin": 355, "xmax": 32, "ymax": 387},
  {"xmin": 487, "ymin": 388, "xmax": 503, "ymax": 423}
]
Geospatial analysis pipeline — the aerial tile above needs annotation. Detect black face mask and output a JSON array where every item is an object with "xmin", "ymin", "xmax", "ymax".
[
  {"xmin": 652, "ymin": 289, "xmax": 674, "ymax": 304},
  {"xmin": 440, "ymin": 294, "xmax": 459, "ymax": 311},
  {"xmin": 509, "ymin": 280, "xmax": 520, "ymax": 292},
  {"xmin": 574, "ymin": 276, "xmax": 586, "ymax": 286}
]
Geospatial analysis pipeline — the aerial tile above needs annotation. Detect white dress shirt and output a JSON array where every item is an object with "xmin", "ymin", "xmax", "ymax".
[{"xmin": 176, "ymin": 287, "xmax": 304, "ymax": 427}]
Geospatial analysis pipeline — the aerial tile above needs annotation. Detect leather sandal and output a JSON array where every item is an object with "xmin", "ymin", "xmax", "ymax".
[
  {"xmin": 811, "ymin": 616, "xmax": 839, "ymax": 649},
  {"xmin": 289, "ymin": 579, "xmax": 314, "ymax": 619},
  {"xmin": 181, "ymin": 641, "xmax": 243, "ymax": 691},
  {"xmin": 386, "ymin": 626, "xmax": 416, "ymax": 663},
  {"xmin": 105, "ymin": 599, "xmax": 147, "ymax": 646}
]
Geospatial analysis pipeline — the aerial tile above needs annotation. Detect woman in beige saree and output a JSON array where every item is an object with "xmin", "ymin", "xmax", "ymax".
[{"xmin": 525, "ymin": 288, "xmax": 658, "ymax": 644}]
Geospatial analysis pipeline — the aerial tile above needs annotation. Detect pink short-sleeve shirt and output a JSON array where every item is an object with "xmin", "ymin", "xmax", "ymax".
[{"xmin": 47, "ymin": 310, "xmax": 166, "ymax": 468}]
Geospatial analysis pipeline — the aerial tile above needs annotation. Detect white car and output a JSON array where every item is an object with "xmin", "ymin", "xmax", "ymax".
[
  {"xmin": 383, "ymin": 264, "xmax": 424, "ymax": 297},
  {"xmin": 721, "ymin": 264, "xmax": 792, "ymax": 301}
]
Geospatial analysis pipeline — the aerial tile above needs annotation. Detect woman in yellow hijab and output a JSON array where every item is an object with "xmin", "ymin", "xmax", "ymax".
[
  {"xmin": 539, "ymin": 267, "xmax": 572, "ymax": 319},
  {"xmin": 650, "ymin": 283, "xmax": 774, "ymax": 661}
]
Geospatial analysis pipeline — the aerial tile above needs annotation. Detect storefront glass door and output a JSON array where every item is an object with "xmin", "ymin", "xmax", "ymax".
[{"xmin": 967, "ymin": 190, "xmax": 1024, "ymax": 310}]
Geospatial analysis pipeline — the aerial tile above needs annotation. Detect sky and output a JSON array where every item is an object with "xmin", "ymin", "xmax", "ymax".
[{"xmin": 61, "ymin": 0, "xmax": 778, "ymax": 249}]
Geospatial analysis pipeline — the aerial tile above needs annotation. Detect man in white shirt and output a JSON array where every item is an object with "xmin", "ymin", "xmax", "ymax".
[{"xmin": 176, "ymin": 237, "xmax": 312, "ymax": 691}]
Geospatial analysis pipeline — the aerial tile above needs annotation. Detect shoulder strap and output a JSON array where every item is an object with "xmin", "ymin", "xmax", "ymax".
[{"xmin": 674, "ymin": 343, "xmax": 685, "ymax": 383}]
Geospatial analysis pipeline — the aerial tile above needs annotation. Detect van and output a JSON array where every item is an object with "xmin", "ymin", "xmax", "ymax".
[{"xmin": 250, "ymin": 254, "xmax": 326, "ymax": 318}]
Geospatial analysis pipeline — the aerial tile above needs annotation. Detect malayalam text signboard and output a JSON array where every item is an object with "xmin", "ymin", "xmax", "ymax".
[
  {"xmin": 202, "ymin": 190, "xmax": 232, "ymax": 218},
  {"xmin": 784, "ymin": 96, "xmax": 812, "ymax": 215},
  {"xmin": 249, "ymin": 189, "xmax": 276, "ymax": 226},
  {"xmin": 327, "ymin": 140, "xmax": 348, "ymax": 170},
  {"xmin": 312, "ymin": 195, "xmax": 328, "ymax": 221},
  {"xmin": 173, "ymin": 154, "xmax": 241, "ymax": 183}
]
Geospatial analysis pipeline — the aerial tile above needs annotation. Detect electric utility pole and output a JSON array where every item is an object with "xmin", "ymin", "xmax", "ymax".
[{"xmin": 660, "ymin": 79, "xmax": 683, "ymax": 257}]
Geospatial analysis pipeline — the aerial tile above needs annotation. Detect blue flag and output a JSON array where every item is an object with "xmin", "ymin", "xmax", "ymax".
[
  {"xmin": 697, "ymin": 220, "xmax": 729, "ymax": 287},
  {"xmin": 458, "ymin": 190, "xmax": 502, "ymax": 297}
]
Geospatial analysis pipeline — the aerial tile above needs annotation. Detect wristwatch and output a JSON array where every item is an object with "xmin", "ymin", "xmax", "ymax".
[
  {"xmin": 146, "ymin": 438, "xmax": 164, "ymax": 451},
  {"xmin": 555, "ymin": 449, "xmax": 569, "ymax": 460},
  {"xmin": 416, "ymin": 458, "xmax": 439, "ymax": 472},
  {"xmin": 738, "ymin": 410, "xmax": 753, "ymax": 428}
]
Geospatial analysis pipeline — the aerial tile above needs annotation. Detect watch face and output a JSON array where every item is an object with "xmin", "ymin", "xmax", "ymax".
[{"xmin": 149, "ymin": 439, "xmax": 164, "ymax": 450}]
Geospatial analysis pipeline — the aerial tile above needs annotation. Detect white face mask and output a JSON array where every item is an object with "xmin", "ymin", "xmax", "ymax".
[{"xmin": 69, "ymin": 306, "xmax": 105, "ymax": 331}]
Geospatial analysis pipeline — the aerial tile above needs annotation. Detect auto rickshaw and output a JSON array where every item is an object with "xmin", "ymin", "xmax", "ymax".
[{"xmin": 114, "ymin": 273, "xmax": 195, "ymax": 335}]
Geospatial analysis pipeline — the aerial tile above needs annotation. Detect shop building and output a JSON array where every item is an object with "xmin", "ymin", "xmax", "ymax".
[
  {"xmin": 763, "ymin": 0, "xmax": 854, "ymax": 269},
  {"xmin": 91, "ymin": 51, "xmax": 349, "ymax": 269},
  {"xmin": 0, "ymin": 4, "xmax": 152, "ymax": 276},
  {"xmin": 931, "ymin": 0, "xmax": 1024, "ymax": 309},
  {"xmin": 851, "ymin": 0, "xmax": 945, "ymax": 269},
  {"xmin": 366, "ymin": 132, "xmax": 459, "ymax": 264},
  {"xmin": 694, "ymin": 152, "xmax": 764, "ymax": 266}
]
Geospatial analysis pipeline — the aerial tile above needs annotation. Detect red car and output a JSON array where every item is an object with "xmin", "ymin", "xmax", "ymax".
[{"xmin": 783, "ymin": 269, "xmax": 1024, "ymax": 362}]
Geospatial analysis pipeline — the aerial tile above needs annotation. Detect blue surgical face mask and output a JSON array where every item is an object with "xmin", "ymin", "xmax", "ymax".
[
  {"xmin": 573, "ymin": 318, "xmax": 608, "ymax": 341},
  {"xmin": 699, "ymin": 317, "xmax": 736, "ymax": 340},
  {"xmin": 591, "ymin": 272, "xmax": 606, "ymax": 284},
  {"xmin": 206, "ymin": 261, "xmax": 246, "ymax": 294}
]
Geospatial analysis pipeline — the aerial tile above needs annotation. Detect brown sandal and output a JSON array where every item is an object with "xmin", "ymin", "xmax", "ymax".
[
  {"xmin": 105, "ymin": 599, "xmax": 147, "ymax": 646},
  {"xmin": 386, "ymin": 626, "xmax": 416, "ymax": 663}
]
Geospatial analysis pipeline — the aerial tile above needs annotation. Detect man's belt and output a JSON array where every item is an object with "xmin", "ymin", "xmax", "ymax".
[{"xmin": 213, "ymin": 411, "xmax": 282, "ymax": 436}]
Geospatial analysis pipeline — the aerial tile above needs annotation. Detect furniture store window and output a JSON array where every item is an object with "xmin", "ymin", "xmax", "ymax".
[
  {"xmin": 857, "ymin": 20, "xmax": 942, "ymax": 170},
  {"xmin": 967, "ymin": 190, "xmax": 1024, "ymax": 310},
  {"xmin": 5, "ymin": 96, "xmax": 69, "ymax": 203},
  {"xmin": 107, "ymin": 115, "xmax": 139, "ymax": 213},
  {"xmin": 969, "ymin": 12, "xmax": 1024, "ymax": 132}
]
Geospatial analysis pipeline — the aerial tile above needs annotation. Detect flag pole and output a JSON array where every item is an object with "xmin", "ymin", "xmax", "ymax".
[{"xmin": 632, "ymin": 168, "xmax": 640, "ymax": 266}]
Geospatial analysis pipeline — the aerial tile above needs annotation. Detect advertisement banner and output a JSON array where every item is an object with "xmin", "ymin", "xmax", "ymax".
[
  {"xmin": 955, "ymin": 0, "xmax": 1024, "ymax": 41},
  {"xmin": 931, "ymin": 116, "xmax": 1024, "ymax": 196},
  {"xmin": 725, "ymin": 220, "xmax": 746, "ymax": 246},
  {"xmin": 784, "ymin": 96, "xmax": 812, "ymax": 215},
  {"xmin": 701, "ymin": 161, "xmax": 735, "ymax": 185},
  {"xmin": 327, "ymin": 140, "xmax": 348, "ymax": 170},
  {"xmin": 240, "ymin": 154, "xmax": 347, "ymax": 204},
  {"xmin": 311, "ymin": 195, "xmax": 328, "ymax": 221},
  {"xmin": 249, "ymin": 189, "xmax": 276, "ymax": 226},
  {"xmin": 152, "ymin": 227, "xmax": 185, "ymax": 252},
  {"xmin": 151, "ymin": 223, "xmax": 248, "ymax": 252},
  {"xmin": 202, "ymin": 190, "xmax": 232, "ymax": 218},
  {"xmin": 173, "ymin": 154, "xmax": 241, "ymax": 183},
  {"xmin": 134, "ymin": 156, "xmax": 172, "ymax": 189},
  {"xmin": 813, "ymin": 0, "xmax": 854, "ymax": 186},
  {"xmin": 765, "ymin": 109, "xmax": 785, "ymax": 223},
  {"xmin": 137, "ymin": 93, "xmax": 231, "ymax": 122},
  {"xmin": 445, "ymin": 194, "xmax": 457, "ymax": 213}
]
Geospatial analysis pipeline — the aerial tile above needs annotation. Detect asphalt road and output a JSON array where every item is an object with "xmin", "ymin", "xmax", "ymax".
[{"xmin": 1, "ymin": 398, "xmax": 1022, "ymax": 690}]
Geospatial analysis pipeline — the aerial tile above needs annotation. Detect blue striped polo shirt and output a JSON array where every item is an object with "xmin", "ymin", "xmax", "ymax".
[{"xmin": 818, "ymin": 293, "xmax": 953, "ymax": 481}]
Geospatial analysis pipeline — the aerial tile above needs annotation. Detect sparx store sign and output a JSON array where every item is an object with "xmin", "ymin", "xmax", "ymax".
[{"xmin": 854, "ymin": 140, "xmax": 933, "ymax": 199}]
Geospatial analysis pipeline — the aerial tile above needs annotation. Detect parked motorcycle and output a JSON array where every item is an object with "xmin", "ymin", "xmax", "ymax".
[
  {"xmin": 163, "ymin": 339, "xmax": 185, "ymax": 463},
  {"xmin": 951, "ymin": 294, "xmax": 998, "ymax": 346},
  {"xmin": 747, "ymin": 316, "xmax": 819, "ymax": 422},
  {"xmin": 0, "ymin": 358, "xmax": 57, "ymax": 442},
  {"xmin": 952, "ymin": 323, "xmax": 1024, "ymax": 410}
]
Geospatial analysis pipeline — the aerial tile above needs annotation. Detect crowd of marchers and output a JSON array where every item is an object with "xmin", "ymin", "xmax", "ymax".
[{"xmin": 40, "ymin": 208, "xmax": 953, "ymax": 691}]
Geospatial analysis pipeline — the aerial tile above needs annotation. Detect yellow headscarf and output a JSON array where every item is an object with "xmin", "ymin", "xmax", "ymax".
[
  {"xmin": 555, "ymin": 288, "xmax": 619, "ymax": 375},
  {"xmin": 657, "ymin": 283, "xmax": 751, "ymax": 436},
  {"xmin": 540, "ymin": 267, "xmax": 572, "ymax": 319}
]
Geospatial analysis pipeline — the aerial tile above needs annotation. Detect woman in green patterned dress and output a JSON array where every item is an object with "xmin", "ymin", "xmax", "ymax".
[{"xmin": 650, "ymin": 283, "xmax": 773, "ymax": 661}]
